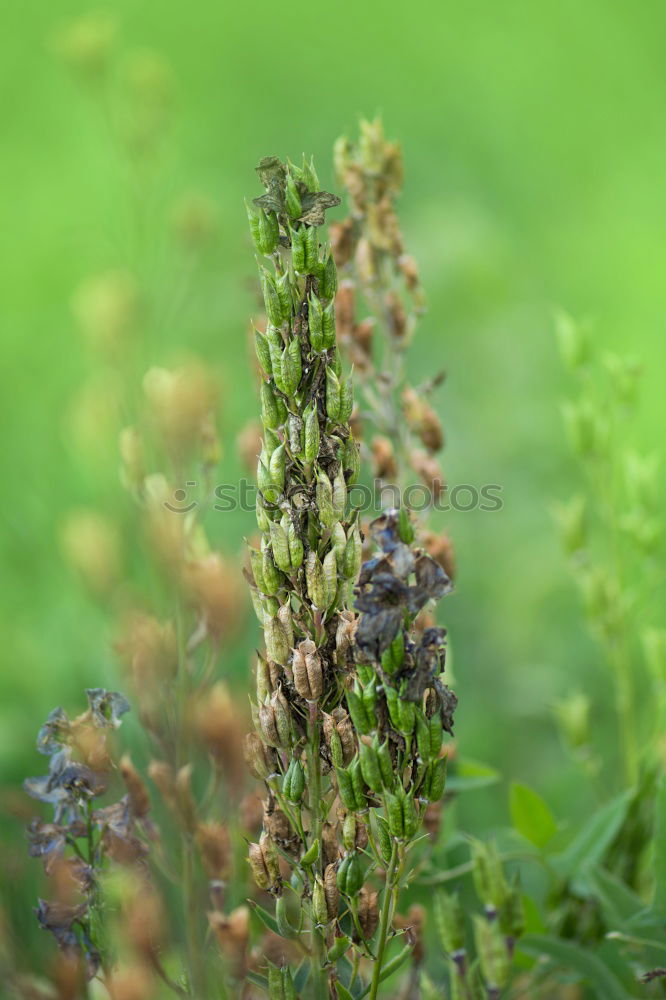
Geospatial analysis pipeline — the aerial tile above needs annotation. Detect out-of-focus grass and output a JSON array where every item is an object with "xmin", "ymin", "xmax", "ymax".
[{"xmin": 2, "ymin": 0, "xmax": 666, "ymax": 960}]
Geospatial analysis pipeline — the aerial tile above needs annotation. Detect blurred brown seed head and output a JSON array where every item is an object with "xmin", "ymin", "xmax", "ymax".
[
  {"xmin": 335, "ymin": 281, "xmax": 356, "ymax": 338},
  {"xmin": 116, "ymin": 613, "xmax": 178, "ymax": 691},
  {"xmin": 237, "ymin": 419, "xmax": 264, "ymax": 473},
  {"xmin": 411, "ymin": 450, "xmax": 445, "ymax": 500},
  {"xmin": 60, "ymin": 509, "xmax": 122, "ymax": 597},
  {"xmin": 196, "ymin": 821, "xmax": 231, "ymax": 880},
  {"xmin": 243, "ymin": 732, "xmax": 278, "ymax": 781},
  {"xmin": 119, "ymin": 425, "xmax": 145, "ymax": 492},
  {"xmin": 175, "ymin": 764, "xmax": 197, "ymax": 833},
  {"xmin": 72, "ymin": 271, "xmax": 140, "ymax": 356},
  {"xmin": 208, "ymin": 906, "xmax": 250, "ymax": 969},
  {"xmin": 148, "ymin": 760, "xmax": 176, "ymax": 810},
  {"xmin": 329, "ymin": 219, "xmax": 356, "ymax": 269},
  {"xmin": 422, "ymin": 531, "xmax": 456, "ymax": 582},
  {"xmin": 107, "ymin": 965, "xmax": 156, "ymax": 1000},
  {"xmin": 124, "ymin": 885, "xmax": 164, "ymax": 958},
  {"xmin": 184, "ymin": 553, "xmax": 243, "ymax": 641},
  {"xmin": 143, "ymin": 363, "xmax": 218, "ymax": 463},
  {"xmin": 119, "ymin": 755, "xmax": 151, "ymax": 820},
  {"xmin": 371, "ymin": 436, "xmax": 399, "ymax": 482}
]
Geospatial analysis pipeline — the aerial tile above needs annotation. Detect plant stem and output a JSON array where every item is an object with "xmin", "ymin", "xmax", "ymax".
[
  {"xmin": 369, "ymin": 840, "xmax": 400, "ymax": 1000},
  {"xmin": 307, "ymin": 718, "xmax": 327, "ymax": 1000}
]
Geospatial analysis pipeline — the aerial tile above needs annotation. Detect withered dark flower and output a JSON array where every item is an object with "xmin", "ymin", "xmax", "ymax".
[
  {"xmin": 37, "ymin": 707, "xmax": 71, "ymax": 756},
  {"xmin": 26, "ymin": 819, "xmax": 68, "ymax": 872},
  {"xmin": 85, "ymin": 688, "xmax": 130, "ymax": 728}
]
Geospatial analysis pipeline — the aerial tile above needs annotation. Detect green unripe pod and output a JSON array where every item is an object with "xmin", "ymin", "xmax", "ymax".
[
  {"xmin": 270, "ymin": 521, "xmax": 292, "ymax": 574},
  {"xmin": 473, "ymin": 915, "xmax": 510, "ymax": 992},
  {"xmin": 322, "ymin": 302, "xmax": 336, "ymax": 349},
  {"xmin": 261, "ymin": 270, "xmax": 283, "ymax": 327},
  {"xmin": 275, "ymin": 895, "xmax": 300, "ymax": 940},
  {"xmin": 384, "ymin": 790, "xmax": 404, "ymax": 838},
  {"xmin": 265, "ymin": 616, "xmax": 290, "ymax": 665},
  {"xmin": 283, "ymin": 757, "xmax": 305, "ymax": 803},
  {"xmin": 287, "ymin": 520, "xmax": 304, "ymax": 569},
  {"xmin": 422, "ymin": 756, "xmax": 447, "ymax": 802},
  {"xmin": 288, "ymin": 413, "xmax": 303, "ymax": 457},
  {"xmin": 261, "ymin": 382, "xmax": 280, "ymax": 429},
  {"xmin": 374, "ymin": 814, "xmax": 393, "ymax": 865},
  {"xmin": 323, "ymin": 549, "xmax": 338, "ymax": 607},
  {"xmin": 304, "ymin": 405, "xmax": 320, "ymax": 463},
  {"xmin": 336, "ymin": 851, "xmax": 363, "ymax": 897},
  {"xmin": 290, "ymin": 225, "xmax": 306, "ymax": 271},
  {"xmin": 256, "ymin": 493, "xmax": 271, "ymax": 532},
  {"xmin": 327, "ymin": 934, "xmax": 351, "ymax": 963},
  {"xmin": 359, "ymin": 740, "xmax": 383, "ymax": 793},
  {"xmin": 331, "ymin": 467, "xmax": 347, "ymax": 520},
  {"xmin": 316, "ymin": 470, "xmax": 335, "ymax": 528},
  {"xmin": 305, "ymin": 551, "xmax": 327, "ymax": 608},
  {"xmin": 281, "ymin": 337, "xmax": 302, "ymax": 396},
  {"xmin": 312, "ymin": 877, "xmax": 329, "ymax": 926},
  {"xmin": 434, "ymin": 891, "xmax": 466, "ymax": 954},
  {"xmin": 304, "ymin": 226, "xmax": 318, "ymax": 272},
  {"xmin": 286, "ymin": 174, "xmax": 302, "ymax": 220},
  {"xmin": 349, "ymin": 757, "xmax": 367, "ymax": 810},
  {"xmin": 261, "ymin": 548, "xmax": 282, "ymax": 596},
  {"xmin": 249, "ymin": 546, "xmax": 266, "ymax": 593},
  {"xmin": 342, "ymin": 435, "xmax": 360, "ymax": 483},
  {"xmin": 308, "ymin": 293, "xmax": 324, "ymax": 352},
  {"xmin": 416, "ymin": 710, "xmax": 443, "ymax": 763},
  {"xmin": 269, "ymin": 443, "xmax": 286, "ymax": 493},
  {"xmin": 275, "ymin": 272, "xmax": 292, "ymax": 321},
  {"xmin": 321, "ymin": 252, "xmax": 338, "ymax": 299},
  {"xmin": 398, "ymin": 506, "xmax": 415, "ymax": 543},
  {"xmin": 376, "ymin": 739, "xmax": 393, "ymax": 787},
  {"xmin": 338, "ymin": 375, "xmax": 354, "ymax": 423},
  {"xmin": 331, "ymin": 522, "xmax": 347, "ymax": 561},
  {"xmin": 336, "ymin": 764, "xmax": 358, "ymax": 812},
  {"xmin": 300, "ymin": 838, "xmax": 319, "ymax": 867},
  {"xmin": 326, "ymin": 368, "xmax": 341, "ymax": 422},
  {"xmin": 255, "ymin": 329, "xmax": 272, "ymax": 375},
  {"xmin": 345, "ymin": 684, "xmax": 373, "ymax": 736},
  {"xmin": 343, "ymin": 524, "xmax": 363, "ymax": 579}
]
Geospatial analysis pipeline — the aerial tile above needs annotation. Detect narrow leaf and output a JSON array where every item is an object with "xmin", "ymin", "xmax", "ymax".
[
  {"xmin": 519, "ymin": 935, "xmax": 630, "ymax": 1000},
  {"xmin": 653, "ymin": 773, "xmax": 666, "ymax": 910},
  {"xmin": 552, "ymin": 790, "xmax": 631, "ymax": 882},
  {"xmin": 510, "ymin": 782, "xmax": 557, "ymax": 848}
]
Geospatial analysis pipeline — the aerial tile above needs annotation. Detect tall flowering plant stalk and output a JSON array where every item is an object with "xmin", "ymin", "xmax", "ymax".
[{"xmin": 245, "ymin": 156, "xmax": 455, "ymax": 999}]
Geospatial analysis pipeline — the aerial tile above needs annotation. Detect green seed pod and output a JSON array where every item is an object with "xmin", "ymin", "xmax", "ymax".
[
  {"xmin": 304, "ymin": 405, "xmax": 320, "ymax": 462},
  {"xmin": 501, "ymin": 874, "xmax": 526, "ymax": 940},
  {"xmin": 267, "ymin": 963, "xmax": 283, "ymax": 1000},
  {"xmin": 323, "ymin": 549, "xmax": 338, "ymax": 607},
  {"xmin": 343, "ymin": 524, "xmax": 363, "ymax": 579},
  {"xmin": 261, "ymin": 270, "xmax": 283, "ymax": 327},
  {"xmin": 471, "ymin": 840, "xmax": 509, "ymax": 911},
  {"xmin": 342, "ymin": 812, "xmax": 356, "ymax": 852},
  {"xmin": 327, "ymin": 934, "xmax": 351, "ymax": 963},
  {"xmin": 361, "ymin": 676, "xmax": 378, "ymax": 717},
  {"xmin": 286, "ymin": 173, "xmax": 302, "ymax": 220},
  {"xmin": 302, "ymin": 154, "xmax": 320, "ymax": 191},
  {"xmin": 250, "ymin": 587, "xmax": 267, "ymax": 624},
  {"xmin": 321, "ymin": 252, "xmax": 338, "ymax": 300},
  {"xmin": 339, "ymin": 375, "xmax": 354, "ymax": 423},
  {"xmin": 283, "ymin": 757, "xmax": 305, "ymax": 803},
  {"xmin": 287, "ymin": 520, "xmax": 304, "ymax": 569},
  {"xmin": 326, "ymin": 368, "xmax": 341, "ymax": 422},
  {"xmin": 308, "ymin": 293, "xmax": 324, "ymax": 352},
  {"xmin": 290, "ymin": 221, "xmax": 306, "ymax": 269},
  {"xmin": 473, "ymin": 915, "xmax": 510, "ymax": 992},
  {"xmin": 260, "ymin": 382, "xmax": 280, "ymax": 429},
  {"xmin": 269, "ymin": 443, "xmax": 286, "ymax": 493},
  {"xmin": 255, "ymin": 655, "xmax": 272, "ymax": 702},
  {"xmin": 258, "ymin": 208, "xmax": 279, "ymax": 255},
  {"xmin": 376, "ymin": 739, "xmax": 393, "ymax": 787},
  {"xmin": 277, "ymin": 603, "xmax": 293, "ymax": 650},
  {"xmin": 332, "ymin": 467, "xmax": 347, "ymax": 520},
  {"xmin": 257, "ymin": 456, "xmax": 272, "ymax": 495},
  {"xmin": 288, "ymin": 413, "xmax": 303, "ymax": 457},
  {"xmin": 263, "ymin": 595, "xmax": 280, "ymax": 618},
  {"xmin": 256, "ymin": 493, "xmax": 271, "ymax": 532},
  {"xmin": 342, "ymin": 435, "xmax": 360, "ymax": 483},
  {"xmin": 255, "ymin": 329, "xmax": 273, "ymax": 375},
  {"xmin": 305, "ymin": 551, "xmax": 327, "ymax": 608},
  {"xmin": 349, "ymin": 757, "xmax": 367, "ymax": 810},
  {"xmin": 300, "ymin": 837, "xmax": 319, "ymax": 867},
  {"xmin": 281, "ymin": 337, "xmax": 302, "ymax": 396},
  {"xmin": 434, "ymin": 890, "xmax": 466, "ymax": 953},
  {"xmin": 345, "ymin": 684, "xmax": 373, "ymax": 736},
  {"xmin": 270, "ymin": 520, "xmax": 292, "ymax": 574},
  {"xmin": 423, "ymin": 756, "xmax": 447, "ymax": 802},
  {"xmin": 384, "ymin": 791, "xmax": 405, "ymax": 838},
  {"xmin": 263, "ymin": 427, "xmax": 280, "ymax": 456},
  {"xmin": 249, "ymin": 546, "xmax": 266, "ymax": 593},
  {"xmin": 374, "ymin": 814, "xmax": 393, "ymax": 865},
  {"xmin": 246, "ymin": 202, "xmax": 262, "ymax": 252},
  {"xmin": 262, "ymin": 547, "xmax": 282, "ymax": 596},
  {"xmin": 312, "ymin": 876, "xmax": 328, "ymax": 925},
  {"xmin": 304, "ymin": 225, "xmax": 319, "ymax": 272},
  {"xmin": 331, "ymin": 347, "xmax": 343, "ymax": 377},
  {"xmin": 398, "ymin": 506, "xmax": 415, "ymax": 544},
  {"xmin": 281, "ymin": 968, "xmax": 297, "ymax": 1000},
  {"xmin": 331, "ymin": 522, "xmax": 347, "ymax": 561},
  {"xmin": 275, "ymin": 272, "xmax": 292, "ymax": 321},
  {"xmin": 359, "ymin": 739, "xmax": 383, "ymax": 793},
  {"xmin": 335, "ymin": 765, "xmax": 358, "ymax": 812},
  {"xmin": 399, "ymin": 786, "xmax": 419, "ymax": 839},
  {"xmin": 316, "ymin": 470, "xmax": 335, "ymax": 528},
  {"xmin": 268, "ymin": 339, "xmax": 285, "ymax": 393},
  {"xmin": 265, "ymin": 616, "xmax": 290, "ymax": 665},
  {"xmin": 336, "ymin": 852, "xmax": 363, "ymax": 897},
  {"xmin": 322, "ymin": 302, "xmax": 336, "ymax": 349}
]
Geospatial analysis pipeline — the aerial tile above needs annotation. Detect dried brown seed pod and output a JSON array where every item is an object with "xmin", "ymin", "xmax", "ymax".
[
  {"xmin": 196, "ymin": 821, "xmax": 231, "ymax": 879},
  {"xmin": 119, "ymin": 755, "xmax": 151, "ymax": 820}
]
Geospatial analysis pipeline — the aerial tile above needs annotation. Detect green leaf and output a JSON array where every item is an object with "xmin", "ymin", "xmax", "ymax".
[
  {"xmin": 518, "ymin": 935, "xmax": 630, "ymax": 1000},
  {"xmin": 357, "ymin": 945, "xmax": 412, "ymax": 998},
  {"xmin": 245, "ymin": 970, "xmax": 269, "ymax": 991},
  {"xmin": 248, "ymin": 900, "xmax": 279, "ymax": 935},
  {"xmin": 653, "ymin": 773, "xmax": 666, "ymax": 911},
  {"xmin": 587, "ymin": 866, "xmax": 644, "ymax": 930},
  {"xmin": 447, "ymin": 757, "xmax": 500, "ymax": 793},
  {"xmin": 335, "ymin": 983, "xmax": 354, "ymax": 1000},
  {"xmin": 552, "ymin": 790, "xmax": 631, "ymax": 883},
  {"xmin": 510, "ymin": 782, "xmax": 557, "ymax": 848}
]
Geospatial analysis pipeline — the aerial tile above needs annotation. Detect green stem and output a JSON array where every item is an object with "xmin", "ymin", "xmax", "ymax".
[
  {"xmin": 307, "ymin": 718, "xmax": 327, "ymax": 1000},
  {"xmin": 368, "ymin": 840, "xmax": 400, "ymax": 1000}
]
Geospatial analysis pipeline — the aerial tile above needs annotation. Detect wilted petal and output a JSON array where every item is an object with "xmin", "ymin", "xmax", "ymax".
[
  {"xmin": 85, "ymin": 688, "xmax": 130, "ymax": 728},
  {"xmin": 37, "ymin": 707, "xmax": 71, "ymax": 756}
]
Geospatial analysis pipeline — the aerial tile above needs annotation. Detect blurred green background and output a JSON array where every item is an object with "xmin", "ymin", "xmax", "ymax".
[{"xmin": 2, "ymin": 0, "xmax": 666, "ymax": 966}]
